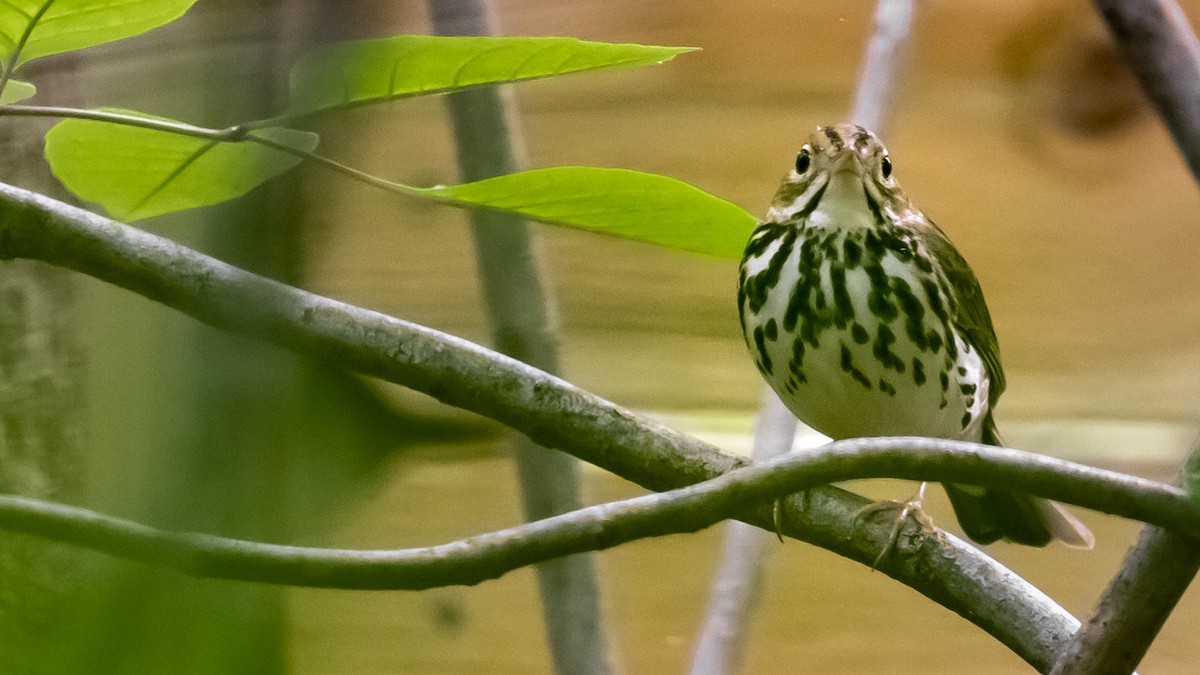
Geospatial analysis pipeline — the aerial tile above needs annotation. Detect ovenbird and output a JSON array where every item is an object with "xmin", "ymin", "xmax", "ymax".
[{"xmin": 738, "ymin": 123, "xmax": 1092, "ymax": 548}]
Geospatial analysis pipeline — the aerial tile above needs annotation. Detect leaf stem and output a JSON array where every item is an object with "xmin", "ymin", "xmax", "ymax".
[
  {"xmin": 0, "ymin": 103, "xmax": 433, "ymax": 199},
  {"xmin": 0, "ymin": 0, "xmax": 55, "ymax": 101},
  {"xmin": 243, "ymin": 131, "xmax": 426, "ymax": 197},
  {"xmin": 0, "ymin": 104, "xmax": 249, "ymax": 141}
]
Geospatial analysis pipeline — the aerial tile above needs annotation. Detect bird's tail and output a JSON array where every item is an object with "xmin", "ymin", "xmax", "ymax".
[{"xmin": 944, "ymin": 419, "xmax": 1094, "ymax": 548}]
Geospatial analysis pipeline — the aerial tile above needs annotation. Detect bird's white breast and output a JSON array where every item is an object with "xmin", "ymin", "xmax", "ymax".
[{"xmin": 739, "ymin": 223, "xmax": 989, "ymax": 442}]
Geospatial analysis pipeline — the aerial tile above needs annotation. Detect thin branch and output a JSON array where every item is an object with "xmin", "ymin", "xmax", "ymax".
[
  {"xmin": 0, "ymin": 2, "xmax": 52, "ymax": 99},
  {"xmin": 0, "ymin": 183, "xmax": 1101, "ymax": 668},
  {"xmin": 0, "ymin": 105, "xmax": 433, "ymax": 200},
  {"xmin": 0, "ymin": 438, "xmax": 1191, "ymax": 592},
  {"xmin": 849, "ymin": 0, "xmax": 915, "ymax": 134},
  {"xmin": 691, "ymin": 392, "xmax": 794, "ymax": 675}
]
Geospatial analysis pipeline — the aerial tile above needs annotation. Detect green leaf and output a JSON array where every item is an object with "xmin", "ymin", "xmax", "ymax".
[
  {"xmin": 45, "ymin": 112, "xmax": 318, "ymax": 221},
  {"xmin": 0, "ymin": 79, "xmax": 34, "ymax": 103},
  {"xmin": 0, "ymin": 0, "xmax": 197, "ymax": 68},
  {"xmin": 416, "ymin": 167, "xmax": 756, "ymax": 259},
  {"xmin": 289, "ymin": 35, "xmax": 694, "ymax": 115}
]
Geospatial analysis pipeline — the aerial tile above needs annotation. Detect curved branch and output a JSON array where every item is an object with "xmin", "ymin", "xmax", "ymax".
[
  {"xmin": 0, "ymin": 438, "xmax": 1191, "ymax": 592},
  {"xmin": 1051, "ymin": 3, "xmax": 1200, "ymax": 672},
  {"xmin": 1094, "ymin": 0, "xmax": 1200, "ymax": 179},
  {"xmin": 0, "ymin": 183, "xmax": 1088, "ymax": 668}
]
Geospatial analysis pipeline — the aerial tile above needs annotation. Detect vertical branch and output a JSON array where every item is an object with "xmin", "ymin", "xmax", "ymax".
[
  {"xmin": 689, "ymin": 1, "xmax": 915, "ymax": 672},
  {"xmin": 1050, "ymin": 2, "xmax": 1200, "ymax": 673},
  {"xmin": 689, "ymin": 393, "xmax": 794, "ymax": 675},
  {"xmin": 849, "ymin": 0, "xmax": 916, "ymax": 133},
  {"xmin": 427, "ymin": 2, "xmax": 613, "ymax": 674}
]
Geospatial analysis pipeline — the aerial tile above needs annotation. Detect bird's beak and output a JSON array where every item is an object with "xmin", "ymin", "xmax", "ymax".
[
  {"xmin": 823, "ymin": 151, "xmax": 871, "ymax": 209},
  {"xmin": 830, "ymin": 152, "xmax": 865, "ymax": 177}
]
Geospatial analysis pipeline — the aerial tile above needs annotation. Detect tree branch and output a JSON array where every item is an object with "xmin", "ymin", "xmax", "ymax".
[
  {"xmin": 0, "ymin": 183, "xmax": 1114, "ymax": 669},
  {"xmin": 1048, "ymin": 2, "xmax": 1200, "ymax": 672},
  {"xmin": 1093, "ymin": 0, "xmax": 1200, "ymax": 179},
  {"xmin": 0, "ymin": 438, "xmax": 1191, "ymax": 594}
]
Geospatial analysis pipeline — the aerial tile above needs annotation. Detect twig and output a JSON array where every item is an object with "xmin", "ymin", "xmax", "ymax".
[
  {"xmin": 0, "ymin": 438, "xmax": 1189, "ymax": 592},
  {"xmin": 0, "ymin": 105, "xmax": 252, "ymax": 142},
  {"xmin": 0, "ymin": 2, "xmax": 52, "ymax": 100},
  {"xmin": 0, "ymin": 183, "xmax": 1126, "ymax": 668}
]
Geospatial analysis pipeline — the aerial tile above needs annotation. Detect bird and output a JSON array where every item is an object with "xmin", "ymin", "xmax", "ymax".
[{"xmin": 737, "ymin": 123, "xmax": 1093, "ymax": 549}]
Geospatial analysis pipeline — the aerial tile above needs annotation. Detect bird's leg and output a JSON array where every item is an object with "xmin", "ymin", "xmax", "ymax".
[{"xmin": 854, "ymin": 482, "xmax": 934, "ymax": 567}]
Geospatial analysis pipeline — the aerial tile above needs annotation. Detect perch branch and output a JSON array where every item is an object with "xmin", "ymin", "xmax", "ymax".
[
  {"xmin": 0, "ymin": 183, "xmax": 1131, "ymax": 670},
  {"xmin": 0, "ymin": 439, "xmax": 1188, "ymax": 592}
]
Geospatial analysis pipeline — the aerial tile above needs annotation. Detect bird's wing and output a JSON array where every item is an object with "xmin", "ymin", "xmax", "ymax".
[{"xmin": 924, "ymin": 220, "xmax": 1006, "ymax": 403}]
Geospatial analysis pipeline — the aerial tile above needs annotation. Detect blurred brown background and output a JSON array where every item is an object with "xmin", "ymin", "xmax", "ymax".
[
  {"xmin": 313, "ymin": 0, "xmax": 1200, "ymax": 432},
  {"xmin": 71, "ymin": 0, "xmax": 1200, "ymax": 672}
]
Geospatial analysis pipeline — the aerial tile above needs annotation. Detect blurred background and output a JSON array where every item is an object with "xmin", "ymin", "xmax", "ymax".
[{"xmin": 16, "ymin": 0, "xmax": 1200, "ymax": 672}]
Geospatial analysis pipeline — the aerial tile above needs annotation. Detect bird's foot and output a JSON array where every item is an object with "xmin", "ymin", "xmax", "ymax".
[{"xmin": 854, "ymin": 482, "xmax": 934, "ymax": 568}]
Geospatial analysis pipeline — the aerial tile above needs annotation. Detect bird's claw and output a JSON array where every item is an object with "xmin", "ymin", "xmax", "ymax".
[
  {"xmin": 772, "ymin": 491, "xmax": 809, "ymax": 543},
  {"xmin": 853, "ymin": 482, "xmax": 933, "ymax": 568}
]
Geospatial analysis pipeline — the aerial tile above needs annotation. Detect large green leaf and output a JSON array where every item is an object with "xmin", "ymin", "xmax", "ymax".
[
  {"xmin": 289, "ymin": 35, "xmax": 694, "ymax": 115},
  {"xmin": 0, "ymin": 0, "xmax": 196, "ymax": 68},
  {"xmin": 0, "ymin": 79, "xmax": 34, "ymax": 103},
  {"xmin": 416, "ymin": 167, "xmax": 756, "ymax": 259},
  {"xmin": 45, "ymin": 112, "xmax": 318, "ymax": 221}
]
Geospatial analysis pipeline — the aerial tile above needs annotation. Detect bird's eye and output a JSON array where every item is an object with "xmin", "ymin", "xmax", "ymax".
[
  {"xmin": 795, "ymin": 147, "xmax": 811, "ymax": 174},
  {"xmin": 881, "ymin": 155, "xmax": 893, "ymax": 179}
]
